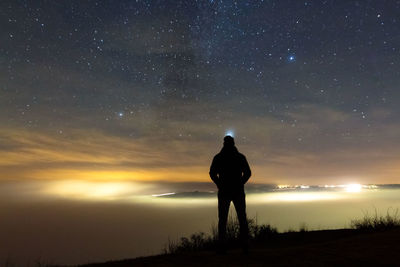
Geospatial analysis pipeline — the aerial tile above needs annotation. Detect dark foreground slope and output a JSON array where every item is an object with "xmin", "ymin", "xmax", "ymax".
[{"xmin": 80, "ymin": 229, "xmax": 400, "ymax": 266}]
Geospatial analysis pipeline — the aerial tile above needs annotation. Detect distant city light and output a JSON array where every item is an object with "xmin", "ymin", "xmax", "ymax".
[{"xmin": 344, "ymin": 184, "xmax": 362, "ymax": 193}]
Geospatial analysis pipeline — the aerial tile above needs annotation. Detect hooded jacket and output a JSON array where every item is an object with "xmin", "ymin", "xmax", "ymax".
[{"xmin": 209, "ymin": 145, "xmax": 251, "ymax": 191}]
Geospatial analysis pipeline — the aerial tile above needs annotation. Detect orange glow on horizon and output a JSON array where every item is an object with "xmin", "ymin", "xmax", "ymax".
[
  {"xmin": 2, "ymin": 127, "xmax": 400, "ymax": 184},
  {"xmin": 30, "ymin": 167, "xmax": 209, "ymax": 182}
]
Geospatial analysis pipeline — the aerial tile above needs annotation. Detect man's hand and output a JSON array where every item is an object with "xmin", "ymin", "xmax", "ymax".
[
  {"xmin": 212, "ymin": 177, "xmax": 220, "ymax": 189},
  {"xmin": 216, "ymin": 181, "xmax": 221, "ymax": 190}
]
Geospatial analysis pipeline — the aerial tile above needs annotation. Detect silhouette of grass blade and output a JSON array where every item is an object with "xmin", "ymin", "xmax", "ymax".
[{"xmin": 350, "ymin": 208, "xmax": 400, "ymax": 231}]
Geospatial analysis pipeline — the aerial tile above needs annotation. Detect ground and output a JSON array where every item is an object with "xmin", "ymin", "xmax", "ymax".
[{"xmin": 79, "ymin": 229, "xmax": 400, "ymax": 266}]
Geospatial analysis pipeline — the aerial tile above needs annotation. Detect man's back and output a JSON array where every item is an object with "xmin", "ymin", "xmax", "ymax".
[{"xmin": 209, "ymin": 142, "xmax": 251, "ymax": 191}]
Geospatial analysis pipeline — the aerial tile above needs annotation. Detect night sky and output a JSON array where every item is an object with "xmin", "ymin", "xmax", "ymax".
[{"xmin": 2, "ymin": 0, "xmax": 400, "ymax": 185}]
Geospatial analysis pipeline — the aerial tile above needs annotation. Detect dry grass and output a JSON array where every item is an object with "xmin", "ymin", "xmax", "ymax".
[
  {"xmin": 163, "ymin": 216, "xmax": 278, "ymax": 254},
  {"xmin": 350, "ymin": 208, "xmax": 400, "ymax": 231}
]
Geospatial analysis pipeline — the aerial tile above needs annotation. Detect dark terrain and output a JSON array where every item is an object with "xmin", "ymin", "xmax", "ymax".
[{"xmin": 79, "ymin": 228, "xmax": 400, "ymax": 266}]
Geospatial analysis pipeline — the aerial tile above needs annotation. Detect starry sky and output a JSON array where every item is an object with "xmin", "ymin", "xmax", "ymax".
[{"xmin": 2, "ymin": 0, "xmax": 400, "ymax": 185}]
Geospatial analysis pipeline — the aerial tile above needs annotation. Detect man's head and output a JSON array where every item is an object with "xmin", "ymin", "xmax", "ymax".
[{"xmin": 223, "ymin": 135, "xmax": 235, "ymax": 147}]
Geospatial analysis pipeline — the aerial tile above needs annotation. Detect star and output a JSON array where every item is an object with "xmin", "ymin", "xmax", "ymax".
[{"xmin": 288, "ymin": 55, "xmax": 296, "ymax": 62}]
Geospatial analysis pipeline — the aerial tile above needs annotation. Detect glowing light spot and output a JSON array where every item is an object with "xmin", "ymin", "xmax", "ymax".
[
  {"xmin": 42, "ymin": 180, "xmax": 148, "ymax": 201},
  {"xmin": 345, "ymin": 184, "xmax": 362, "ymax": 193},
  {"xmin": 225, "ymin": 129, "xmax": 235, "ymax": 137}
]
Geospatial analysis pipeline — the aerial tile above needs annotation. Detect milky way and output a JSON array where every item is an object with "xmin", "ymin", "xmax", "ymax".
[{"xmin": 1, "ymin": 1, "xmax": 400, "ymax": 184}]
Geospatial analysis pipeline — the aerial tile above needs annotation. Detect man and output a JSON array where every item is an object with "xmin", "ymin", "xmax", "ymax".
[{"xmin": 209, "ymin": 135, "xmax": 251, "ymax": 253}]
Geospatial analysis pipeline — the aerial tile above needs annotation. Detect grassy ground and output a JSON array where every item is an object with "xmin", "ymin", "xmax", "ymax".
[
  {"xmin": 79, "ymin": 210, "xmax": 400, "ymax": 266},
  {"xmin": 37, "ymin": 210, "xmax": 400, "ymax": 266},
  {"xmin": 80, "ymin": 228, "xmax": 400, "ymax": 266}
]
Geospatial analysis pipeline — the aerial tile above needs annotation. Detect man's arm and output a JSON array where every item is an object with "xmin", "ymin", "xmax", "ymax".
[
  {"xmin": 209, "ymin": 156, "xmax": 220, "ymax": 188},
  {"xmin": 241, "ymin": 155, "xmax": 251, "ymax": 184}
]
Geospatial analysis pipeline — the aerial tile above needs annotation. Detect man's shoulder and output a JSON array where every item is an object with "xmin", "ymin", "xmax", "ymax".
[
  {"xmin": 212, "ymin": 153, "xmax": 221, "ymax": 160},
  {"xmin": 237, "ymin": 152, "xmax": 247, "ymax": 159},
  {"xmin": 214, "ymin": 152, "xmax": 224, "ymax": 158}
]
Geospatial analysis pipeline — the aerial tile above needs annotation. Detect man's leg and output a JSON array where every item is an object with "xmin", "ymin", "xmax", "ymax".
[
  {"xmin": 232, "ymin": 190, "xmax": 249, "ymax": 252},
  {"xmin": 218, "ymin": 191, "xmax": 230, "ymax": 253}
]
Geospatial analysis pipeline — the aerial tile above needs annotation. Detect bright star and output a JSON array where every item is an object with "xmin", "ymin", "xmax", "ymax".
[
  {"xmin": 118, "ymin": 112, "xmax": 124, "ymax": 117},
  {"xmin": 288, "ymin": 55, "xmax": 296, "ymax": 62}
]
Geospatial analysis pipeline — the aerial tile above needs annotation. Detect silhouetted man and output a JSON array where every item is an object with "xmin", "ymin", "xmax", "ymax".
[{"xmin": 209, "ymin": 135, "xmax": 251, "ymax": 253}]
